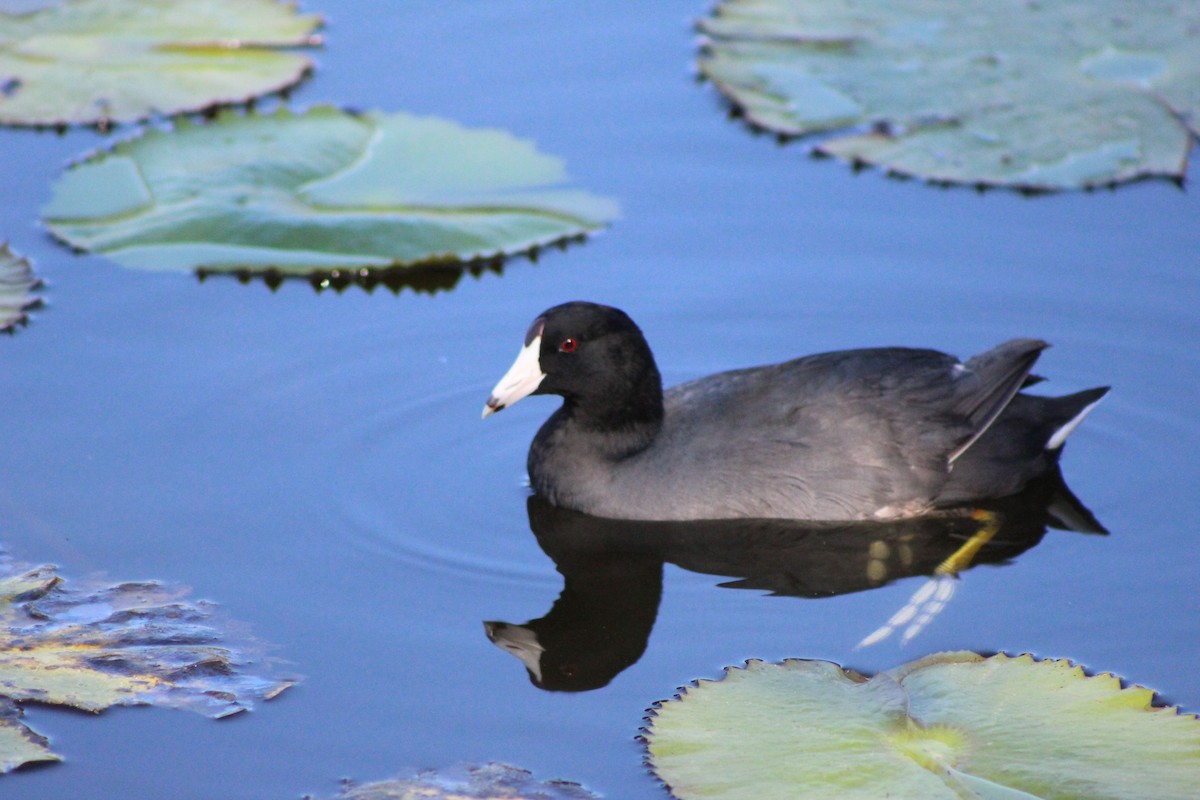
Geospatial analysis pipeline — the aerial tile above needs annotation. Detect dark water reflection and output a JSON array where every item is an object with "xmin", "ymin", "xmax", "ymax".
[
  {"xmin": 489, "ymin": 468, "xmax": 1104, "ymax": 692},
  {"xmin": 196, "ymin": 259, "xmax": 505, "ymax": 295},
  {"xmin": 194, "ymin": 237, "xmax": 589, "ymax": 295}
]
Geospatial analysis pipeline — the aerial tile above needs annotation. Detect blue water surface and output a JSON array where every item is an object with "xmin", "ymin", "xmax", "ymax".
[{"xmin": 1, "ymin": 2, "xmax": 1198, "ymax": 798}]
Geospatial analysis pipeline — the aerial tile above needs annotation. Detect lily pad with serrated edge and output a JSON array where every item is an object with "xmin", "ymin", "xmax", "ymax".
[
  {"xmin": 0, "ymin": 0, "xmax": 321, "ymax": 128},
  {"xmin": 0, "ymin": 242, "xmax": 41, "ymax": 332},
  {"xmin": 0, "ymin": 552, "xmax": 294, "ymax": 719},
  {"xmin": 41, "ymin": 105, "xmax": 619, "ymax": 278},
  {"xmin": 642, "ymin": 652, "xmax": 1200, "ymax": 800},
  {"xmin": 698, "ymin": 0, "xmax": 1200, "ymax": 191}
]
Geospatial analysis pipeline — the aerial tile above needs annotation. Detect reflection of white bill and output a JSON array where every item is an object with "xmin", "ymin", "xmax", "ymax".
[{"xmin": 484, "ymin": 621, "xmax": 546, "ymax": 684}]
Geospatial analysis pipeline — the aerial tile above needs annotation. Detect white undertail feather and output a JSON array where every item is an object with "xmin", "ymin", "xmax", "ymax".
[{"xmin": 1046, "ymin": 396, "xmax": 1106, "ymax": 451}]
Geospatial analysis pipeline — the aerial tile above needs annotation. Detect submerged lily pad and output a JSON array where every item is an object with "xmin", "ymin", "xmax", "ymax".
[
  {"xmin": 325, "ymin": 763, "xmax": 600, "ymax": 800},
  {"xmin": 698, "ymin": 0, "xmax": 1200, "ymax": 190},
  {"xmin": 0, "ymin": 696, "xmax": 58, "ymax": 773},
  {"xmin": 0, "ymin": 243, "xmax": 41, "ymax": 332},
  {"xmin": 0, "ymin": 554, "xmax": 293, "ymax": 719},
  {"xmin": 42, "ymin": 106, "xmax": 619, "ymax": 276},
  {"xmin": 0, "ymin": 0, "xmax": 321, "ymax": 127},
  {"xmin": 643, "ymin": 652, "xmax": 1200, "ymax": 799}
]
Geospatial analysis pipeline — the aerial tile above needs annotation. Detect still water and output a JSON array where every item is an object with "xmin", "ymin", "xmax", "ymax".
[{"xmin": 2, "ymin": 2, "xmax": 1198, "ymax": 798}]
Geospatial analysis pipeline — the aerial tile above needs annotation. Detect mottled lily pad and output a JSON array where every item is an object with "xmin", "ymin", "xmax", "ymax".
[
  {"xmin": 0, "ymin": 696, "xmax": 58, "ymax": 774},
  {"xmin": 0, "ymin": 0, "xmax": 321, "ymax": 127},
  {"xmin": 325, "ymin": 763, "xmax": 600, "ymax": 800},
  {"xmin": 42, "ymin": 106, "xmax": 618, "ymax": 277},
  {"xmin": 698, "ymin": 0, "xmax": 1200, "ymax": 190},
  {"xmin": 0, "ymin": 553, "xmax": 293, "ymax": 719},
  {"xmin": 0, "ymin": 243, "xmax": 41, "ymax": 332},
  {"xmin": 643, "ymin": 652, "xmax": 1200, "ymax": 799}
]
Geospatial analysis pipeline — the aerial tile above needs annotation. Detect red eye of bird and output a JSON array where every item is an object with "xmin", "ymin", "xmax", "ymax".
[{"xmin": 560, "ymin": 338, "xmax": 578, "ymax": 353}]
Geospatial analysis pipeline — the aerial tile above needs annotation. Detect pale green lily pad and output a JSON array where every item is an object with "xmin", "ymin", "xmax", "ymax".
[
  {"xmin": 0, "ymin": 552, "xmax": 294, "ymax": 719},
  {"xmin": 0, "ymin": 696, "xmax": 58, "ymax": 773},
  {"xmin": 324, "ymin": 763, "xmax": 600, "ymax": 800},
  {"xmin": 41, "ymin": 105, "xmax": 619, "ymax": 277},
  {"xmin": 643, "ymin": 652, "xmax": 1200, "ymax": 799},
  {"xmin": 698, "ymin": 0, "xmax": 1200, "ymax": 190},
  {"xmin": 0, "ymin": 0, "xmax": 321, "ymax": 128},
  {"xmin": 0, "ymin": 243, "xmax": 41, "ymax": 332}
]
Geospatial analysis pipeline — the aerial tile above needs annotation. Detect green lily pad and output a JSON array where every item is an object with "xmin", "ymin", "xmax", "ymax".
[
  {"xmin": 0, "ymin": 243, "xmax": 41, "ymax": 332},
  {"xmin": 0, "ymin": 552, "xmax": 294, "ymax": 719},
  {"xmin": 698, "ymin": 0, "xmax": 1200, "ymax": 190},
  {"xmin": 643, "ymin": 652, "xmax": 1200, "ymax": 799},
  {"xmin": 323, "ymin": 763, "xmax": 600, "ymax": 800},
  {"xmin": 41, "ymin": 105, "xmax": 619, "ymax": 276},
  {"xmin": 0, "ymin": 0, "xmax": 321, "ymax": 128},
  {"xmin": 0, "ymin": 696, "xmax": 58, "ymax": 774}
]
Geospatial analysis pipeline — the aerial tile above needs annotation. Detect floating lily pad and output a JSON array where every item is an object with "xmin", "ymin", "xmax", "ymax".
[
  {"xmin": 698, "ymin": 0, "xmax": 1200, "ymax": 190},
  {"xmin": 0, "ymin": 243, "xmax": 41, "ymax": 332},
  {"xmin": 324, "ymin": 763, "xmax": 600, "ymax": 800},
  {"xmin": 0, "ymin": 553, "xmax": 293, "ymax": 720},
  {"xmin": 42, "ymin": 106, "xmax": 619, "ymax": 277},
  {"xmin": 643, "ymin": 652, "xmax": 1200, "ymax": 799},
  {"xmin": 0, "ymin": 696, "xmax": 58, "ymax": 774},
  {"xmin": 0, "ymin": 0, "xmax": 321, "ymax": 127}
]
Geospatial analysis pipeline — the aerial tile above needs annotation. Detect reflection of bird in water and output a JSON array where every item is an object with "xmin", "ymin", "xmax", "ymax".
[
  {"xmin": 484, "ymin": 548, "xmax": 662, "ymax": 692},
  {"xmin": 484, "ymin": 302, "xmax": 1108, "ymax": 522},
  {"xmin": 485, "ymin": 470, "xmax": 1105, "ymax": 692}
]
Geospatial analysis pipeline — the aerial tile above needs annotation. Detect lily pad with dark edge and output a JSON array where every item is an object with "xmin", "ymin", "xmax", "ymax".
[
  {"xmin": 642, "ymin": 652, "xmax": 1200, "ymax": 799},
  {"xmin": 0, "ymin": 243, "xmax": 41, "ymax": 332},
  {"xmin": 0, "ymin": 0, "xmax": 321, "ymax": 128},
  {"xmin": 320, "ymin": 763, "xmax": 600, "ymax": 800},
  {"xmin": 698, "ymin": 0, "xmax": 1200, "ymax": 191},
  {"xmin": 41, "ymin": 106, "xmax": 619, "ymax": 277},
  {"xmin": 0, "ymin": 549, "xmax": 294, "ymax": 720},
  {"xmin": 0, "ymin": 696, "xmax": 58, "ymax": 774}
]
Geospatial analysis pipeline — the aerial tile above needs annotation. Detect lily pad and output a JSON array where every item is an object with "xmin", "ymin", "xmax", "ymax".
[
  {"xmin": 643, "ymin": 652, "xmax": 1200, "ymax": 799},
  {"xmin": 323, "ymin": 763, "xmax": 600, "ymax": 800},
  {"xmin": 0, "ymin": 0, "xmax": 321, "ymax": 128},
  {"xmin": 0, "ymin": 243, "xmax": 41, "ymax": 332},
  {"xmin": 0, "ymin": 553, "xmax": 293, "ymax": 719},
  {"xmin": 42, "ymin": 105, "xmax": 619, "ymax": 276},
  {"xmin": 0, "ymin": 696, "xmax": 58, "ymax": 774},
  {"xmin": 698, "ymin": 0, "xmax": 1200, "ymax": 190}
]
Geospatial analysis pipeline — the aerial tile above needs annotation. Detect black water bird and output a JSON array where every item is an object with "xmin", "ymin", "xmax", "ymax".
[{"xmin": 483, "ymin": 301, "xmax": 1107, "ymax": 522}]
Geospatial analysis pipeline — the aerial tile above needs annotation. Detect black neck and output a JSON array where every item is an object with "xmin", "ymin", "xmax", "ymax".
[{"xmin": 565, "ymin": 366, "xmax": 664, "ymax": 458}]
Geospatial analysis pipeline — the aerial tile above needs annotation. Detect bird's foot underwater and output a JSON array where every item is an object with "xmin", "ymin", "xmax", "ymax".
[{"xmin": 856, "ymin": 510, "xmax": 1002, "ymax": 648}]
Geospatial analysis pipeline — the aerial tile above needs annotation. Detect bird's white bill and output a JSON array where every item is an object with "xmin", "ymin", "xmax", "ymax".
[{"xmin": 482, "ymin": 335, "xmax": 545, "ymax": 418}]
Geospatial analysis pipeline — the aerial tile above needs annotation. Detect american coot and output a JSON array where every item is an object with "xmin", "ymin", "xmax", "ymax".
[{"xmin": 483, "ymin": 302, "xmax": 1108, "ymax": 521}]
